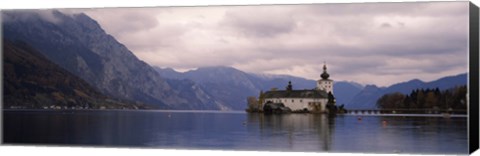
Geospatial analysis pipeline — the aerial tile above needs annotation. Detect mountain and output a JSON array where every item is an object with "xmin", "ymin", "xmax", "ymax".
[
  {"xmin": 3, "ymin": 10, "xmax": 361, "ymax": 111},
  {"xmin": 249, "ymin": 73, "xmax": 317, "ymax": 90},
  {"xmin": 155, "ymin": 67, "xmax": 185, "ymax": 80},
  {"xmin": 157, "ymin": 66, "xmax": 264, "ymax": 110},
  {"xmin": 346, "ymin": 73, "xmax": 467, "ymax": 109},
  {"xmin": 2, "ymin": 10, "xmax": 223, "ymax": 110},
  {"xmin": 3, "ymin": 40, "xmax": 149, "ymax": 109},
  {"xmin": 155, "ymin": 66, "xmax": 319, "ymax": 91},
  {"xmin": 333, "ymin": 81, "xmax": 364, "ymax": 106},
  {"xmin": 422, "ymin": 74, "xmax": 468, "ymax": 90},
  {"xmin": 155, "ymin": 66, "xmax": 365, "ymax": 110},
  {"xmin": 345, "ymin": 85, "xmax": 384, "ymax": 109}
]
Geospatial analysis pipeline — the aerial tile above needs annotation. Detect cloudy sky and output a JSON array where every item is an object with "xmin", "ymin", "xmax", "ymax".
[{"xmin": 80, "ymin": 1, "xmax": 468, "ymax": 87}]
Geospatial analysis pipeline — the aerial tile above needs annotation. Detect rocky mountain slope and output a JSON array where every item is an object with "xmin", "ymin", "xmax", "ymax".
[
  {"xmin": 2, "ymin": 10, "xmax": 222, "ymax": 110},
  {"xmin": 3, "ymin": 40, "xmax": 149, "ymax": 109}
]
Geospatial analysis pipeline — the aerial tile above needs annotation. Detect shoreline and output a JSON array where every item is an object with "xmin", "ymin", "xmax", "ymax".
[{"xmin": 3, "ymin": 109, "xmax": 468, "ymax": 118}]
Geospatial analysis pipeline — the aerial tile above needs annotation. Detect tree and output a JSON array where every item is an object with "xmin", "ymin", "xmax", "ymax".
[
  {"xmin": 425, "ymin": 91, "xmax": 438, "ymax": 109},
  {"xmin": 327, "ymin": 91, "xmax": 335, "ymax": 106},
  {"xmin": 376, "ymin": 85, "xmax": 467, "ymax": 112},
  {"xmin": 258, "ymin": 90, "xmax": 265, "ymax": 108},
  {"xmin": 403, "ymin": 95, "xmax": 412, "ymax": 109},
  {"xmin": 326, "ymin": 91, "xmax": 336, "ymax": 113},
  {"xmin": 452, "ymin": 86, "xmax": 467, "ymax": 109},
  {"xmin": 416, "ymin": 90, "xmax": 425, "ymax": 108},
  {"xmin": 376, "ymin": 92, "xmax": 405, "ymax": 109},
  {"xmin": 247, "ymin": 96, "xmax": 258, "ymax": 111}
]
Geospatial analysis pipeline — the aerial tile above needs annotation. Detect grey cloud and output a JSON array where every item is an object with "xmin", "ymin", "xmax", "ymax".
[
  {"xmin": 221, "ymin": 7, "xmax": 296, "ymax": 38},
  {"xmin": 299, "ymin": 2, "xmax": 466, "ymax": 17},
  {"xmin": 2, "ymin": 9, "xmax": 62, "ymax": 24},
  {"xmin": 85, "ymin": 8, "xmax": 160, "ymax": 35},
  {"xmin": 81, "ymin": 2, "xmax": 469, "ymax": 86},
  {"xmin": 380, "ymin": 23, "xmax": 392, "ymax": 28}
]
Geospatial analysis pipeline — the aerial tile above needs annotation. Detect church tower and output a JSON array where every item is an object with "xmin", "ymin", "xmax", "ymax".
[{"xmin": 316, "ymin": 62, "xmax": 333, "ymax": 94}]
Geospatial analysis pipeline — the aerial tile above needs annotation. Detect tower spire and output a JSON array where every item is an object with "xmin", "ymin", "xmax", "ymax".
[
  {"xmin": 323, "ymin": 61, "xmax": 327, "ymax": 71},
  {"xmin": 321, "ymin": 62, "xmax": 330, "ymax": 80}
]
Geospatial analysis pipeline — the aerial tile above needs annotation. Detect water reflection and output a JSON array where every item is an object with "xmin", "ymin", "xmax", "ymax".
[
  {"xmin": 246, "ymin": 113, "xmax": 334, "ymax": 151},
  {"xmin": 4, "ymin": 110, "xmax": 150, "ymax": 146},
  {"xmin": 330, "ymin": 115, "xmax": 468, "ymax": 154},
  {"xmin": 3, "ymin": 110, "xmax": 468, "ymax": 154},
  {"xmin": 374, "ymin": 116, "xmax": 468, "ymax": 154}
]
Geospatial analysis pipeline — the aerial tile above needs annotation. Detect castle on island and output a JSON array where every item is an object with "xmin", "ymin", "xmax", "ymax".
[{"xmin": 251, "ymin": 63, "xmax": 337, "ymax": 114}]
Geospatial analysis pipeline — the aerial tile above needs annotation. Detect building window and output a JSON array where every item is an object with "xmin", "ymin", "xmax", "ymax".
[
  {"xmin": 300, "ymin": 99, "xmax": 303, "ymax": 103},
  {"xmin": 292, "ymin": 99, "xmax": 294, "ymax": 102}
]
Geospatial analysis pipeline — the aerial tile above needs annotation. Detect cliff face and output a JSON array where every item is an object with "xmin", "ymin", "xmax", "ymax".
[
  {"xmin": 3, "ymin": 40, "xmax": 149, "ymax": 109},
  {"xmin": 2, "ymin": 10, "xmax": 222, "ymax": 110}
]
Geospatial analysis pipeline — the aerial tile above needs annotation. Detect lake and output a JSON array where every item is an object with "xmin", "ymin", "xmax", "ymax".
[{"xmin": 2, "ymin": 110, "xmax": 468, "ymax": 154}]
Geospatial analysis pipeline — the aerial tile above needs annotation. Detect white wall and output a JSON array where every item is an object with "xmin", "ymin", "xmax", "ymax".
[
  {"xmin": 316, "ymin": 80, "xmax": 333, "ymax": 93},
  {"xmin": 265, "ymin": 97, "xmax": 328, "ymax": 112}
]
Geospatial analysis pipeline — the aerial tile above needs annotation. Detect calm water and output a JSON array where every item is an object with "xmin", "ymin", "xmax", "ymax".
[{"xmin": 3, "ymin": 110, "xmax": 468, "ymax": 154}]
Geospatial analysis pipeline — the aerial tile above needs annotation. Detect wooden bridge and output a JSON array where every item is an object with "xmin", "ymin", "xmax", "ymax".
[{"xmin": 346, "ymin": 109, "xmax": 467, "ymax": 115}]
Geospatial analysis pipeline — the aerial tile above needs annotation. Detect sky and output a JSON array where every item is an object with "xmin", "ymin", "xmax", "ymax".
[{"xmin": 77, "ymin": 1, "xmax": 469, "ymax": 87}]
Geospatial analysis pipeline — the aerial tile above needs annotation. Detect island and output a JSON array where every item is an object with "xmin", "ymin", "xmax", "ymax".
[{"xmin": 246, "ymin": 63, "xmax": 346, "ymax": 114}]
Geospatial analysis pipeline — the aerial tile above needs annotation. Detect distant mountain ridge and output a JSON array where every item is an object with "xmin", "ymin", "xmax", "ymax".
[
  {"xmin": 157, "ymin": 66, "xmax": 266, "ymax": 110},
  {"xmin": 333, "ymin": 81, "xmax": 364, "ymax": 106},
  {"xmin": 155, "ymin": 66, "xmax": 364, "ymax": 110},
  {"xmin": 346, "ymin": 73, "xmax": 467, "ymax": 109},
  {"xmin": 156, "ymin": 66, "xmax": 467, "ymax": 110}
]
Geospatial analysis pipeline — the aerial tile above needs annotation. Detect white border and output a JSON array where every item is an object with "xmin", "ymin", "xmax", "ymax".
[
  {"xmin": 0, "ymin": 0, "xmax": 478, "ymax": 156},
  {"xmin": 0, "ymin": 0, "xmax": 476, "ymax": 9}
]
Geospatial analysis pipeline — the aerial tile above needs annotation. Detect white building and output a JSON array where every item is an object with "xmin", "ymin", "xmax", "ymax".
[
  {"xmin": 263, "ymin": 63, "xmax": 334, "ymax": 112},
  {"xmin": 317, "ymin": 63, "xmax": 333, "ymax": 94}
]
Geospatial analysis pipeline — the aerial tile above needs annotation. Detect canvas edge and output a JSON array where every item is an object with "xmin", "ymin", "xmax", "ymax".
[
  {"xmin": 0, "ymin": 1, "xmax": 476, "ymax": 155},
  {"xmin": 469, "ymin": 1, "xmax": 480, "ymax": 154}
]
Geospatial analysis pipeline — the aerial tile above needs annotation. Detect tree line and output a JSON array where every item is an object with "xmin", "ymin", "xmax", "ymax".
[{"xmin": 376, "ymin": 85, "xmax": 467, "ymax": 110}]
